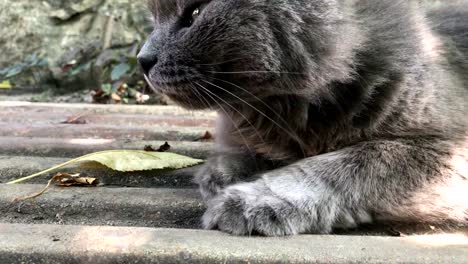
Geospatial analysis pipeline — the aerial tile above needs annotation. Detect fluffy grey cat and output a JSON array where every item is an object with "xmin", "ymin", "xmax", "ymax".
[{"xmin": 138, "ymin": 0, "xmax": 468, "ymax": 236}]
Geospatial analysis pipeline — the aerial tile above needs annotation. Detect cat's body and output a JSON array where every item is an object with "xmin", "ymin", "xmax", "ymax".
[{"xmin": 139, "ymin": 0, "xmax": 468, "ymax": 235}]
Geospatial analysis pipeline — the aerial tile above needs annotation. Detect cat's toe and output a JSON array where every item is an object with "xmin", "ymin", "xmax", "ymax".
[
  {"xmin": 194, "ymin": 164, "xmax": 226, "ymax": 201},
  {"xmin": 202, "ymin": 183, "xmax": 300, "ymax": 236},
  {"xmin": 202, "ymin": 188, "xmax": 250, "ymax": 235}
]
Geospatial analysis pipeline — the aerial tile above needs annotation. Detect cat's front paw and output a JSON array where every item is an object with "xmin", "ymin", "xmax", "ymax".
[
  {"xmin": 194, "ymin": 162, "xmax": 229, "ymax": 201},
  {"xmin": 194, "ymin": 153, "xmax": 265, "ymax": 201},
  {"xmin": 202, "ymin": 181, "xmax": 312, "ymax": 236}
]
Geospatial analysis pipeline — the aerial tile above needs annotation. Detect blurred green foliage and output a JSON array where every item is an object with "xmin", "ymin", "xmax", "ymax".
[{"xmin": 0, "ymin": 0, "xmax": 161, "ymax": 104}]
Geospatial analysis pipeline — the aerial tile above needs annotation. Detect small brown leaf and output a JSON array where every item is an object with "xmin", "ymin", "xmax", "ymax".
[
  {"xmin": 196, "ymin": 131, "xmax": 214, "ymax": 141},
  {"xmin": 12, "ymin": 173, "xmax": 98, "ymax": 202},
  {"xmin": 144, "ymin": 145, "xmax": 156, "ymax": 152},
  {"xmin": 111, "ymin": 93, "xmax": 121, "ymax": 102},
  {"xmin": 57, "ymin": 174, "xmax": 98, "ymax": 187},
  {"xmin": 61, "ymin": 112, "xmax": 89, "ymax": 124},
  {"xmin": 157, "ymin": 142, "xmax": 171, "ymax": 152},
  {"xmin": 92, "ymin": 89, "xmax": 109, "ymax": 104}
]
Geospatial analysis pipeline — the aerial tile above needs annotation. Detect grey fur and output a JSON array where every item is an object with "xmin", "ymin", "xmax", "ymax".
[{"xmin": 139, "ymin": 0, "xmax": 468, "ymax": 236}]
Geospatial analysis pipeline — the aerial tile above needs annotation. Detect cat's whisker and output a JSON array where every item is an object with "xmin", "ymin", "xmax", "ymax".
[
  {"xmin": 207, "ymin": 70, "xmax": 305, "ymax": 75},
  {"xmin": 188, "ymin": 82, "xmax": 210, "ymax": 110},
  {"xmin": 211, "ymin": 77, "xmax": 305, "ymax": 137},
  {"xmin": 195, "ymin": 81, "xmax": 267, "ymax": 147},
  {"xmin": 180, "ymin": 84, "xmax": 198, "ymax": 119},
  {"xmin": 196, "ymin": 58, "xmax": 247, "ymax": 66},
  {"xmin": 194, "ymin": 82, "xmax": 263, "ymax": 153},
  {"xmin": 200, "ymin": 79, "xmax": 307, "ymax": 158},
  {"xmin": 211, "ymin": 77, "xmax": 309, "ymax": 156}
]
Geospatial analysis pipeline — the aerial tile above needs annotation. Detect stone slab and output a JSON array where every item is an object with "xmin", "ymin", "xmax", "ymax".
[
  {"xmin": 0, "ymin": 224, "xmax": 466, "ymax": 264},
  {"xmin": 0, "ymin": 137, "xmax": 214, "ymax": 159},
  {"xmin": 0, "ymin": 184, "xmax": 204, "ymax": 229}
]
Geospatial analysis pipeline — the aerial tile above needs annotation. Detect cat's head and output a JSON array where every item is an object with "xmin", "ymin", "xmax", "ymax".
[{"xmin": 138, "ymin": 0, "xmax": 351, "ymax": 109}]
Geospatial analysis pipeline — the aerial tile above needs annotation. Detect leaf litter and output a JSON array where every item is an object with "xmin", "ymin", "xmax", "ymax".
[
  {"xmin": 61, "ymin": 111, "xmax": 90, "ymax": 124},
  {"xmin": 12, "ymin": 173, "xmax": 98, "ymax": 202},
  {"xmin": 196, "ymin": 131, "xmax": 214, "ymax": 141},
  {"xmin": 144, "ymin": 142, "xmax": 171, "ymax": 152}
]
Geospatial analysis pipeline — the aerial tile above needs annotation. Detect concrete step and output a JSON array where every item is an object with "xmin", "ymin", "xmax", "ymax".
[
  {"xmin": 0, "ymin": 137, "xmax": 214, "ymax": 158},
  {"xmin": 1, "ymin": 183, "xmax": 465, "ymax": 237},
  {"xmin": 0, "ymin": 101, "xmax": 217, "ymax": 116},
  {"xmin": 0, "ymin": 223, "xmax": 466, "ymax": 264},
  {"xmin": 1, "ymin": 101, "xmax": 466, "ymax": 263},
  {"xmin": 0, "ymin": 123, "xmax": 211, "ymax": 141},
  {"xmin": 0, "ymin": 184, "xmax": 204, "ymax": 228},
  {"xmin": 0, "ymin": 111, "xmax": 215, "ymax": 127}
]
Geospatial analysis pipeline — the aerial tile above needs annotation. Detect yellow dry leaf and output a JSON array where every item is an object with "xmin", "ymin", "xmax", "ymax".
[
  {"xmin": 7, "ymin": 150, "xmax": 204, "ymax": 184},
  {"xmin": 0, "ymin": 80, "xmax": 12, "ymax": 89},
  {"xmin": 78, "ymin": 150, "xmax": 203, "ymax": 172}
]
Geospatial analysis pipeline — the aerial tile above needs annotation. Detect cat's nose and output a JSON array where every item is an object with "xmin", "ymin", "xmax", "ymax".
[{"xmin": 137, "ymin": 52, "xmax": 158, "ymax": 76}]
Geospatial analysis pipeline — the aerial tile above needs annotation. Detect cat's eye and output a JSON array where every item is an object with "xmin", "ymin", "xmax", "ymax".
[
  {"xmin": 187, "ymin": 7, "xmax": 201, "ymax": 27},
  {"xmin": 192, "ymin": 8, "xmax": 200, "ymax": 20},
  {"xmin": 182, "ymin": 5, "xmax": 204, "ymax": 28}
]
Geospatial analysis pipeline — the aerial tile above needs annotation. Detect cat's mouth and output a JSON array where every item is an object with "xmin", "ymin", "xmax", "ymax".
[
  {"xmin": 144, "ymin": 70, "xmax": 260, "ymax": 110},
  {"xmin": 144, "ymin": 75, "xmax": 216, "ymax": 109}
]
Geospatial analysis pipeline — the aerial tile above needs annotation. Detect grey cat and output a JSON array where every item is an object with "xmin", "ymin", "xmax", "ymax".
[{"xmin": 138, "ymin": 0, "xmax": 468, "ymax": 236}]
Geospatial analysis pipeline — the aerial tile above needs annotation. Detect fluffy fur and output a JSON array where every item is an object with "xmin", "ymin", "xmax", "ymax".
[{"xmin": 139, "ymin": 0, "xmax": 468, "ymax": 236}]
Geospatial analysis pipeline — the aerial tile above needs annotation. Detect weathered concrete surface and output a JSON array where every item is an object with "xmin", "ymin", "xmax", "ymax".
[
  {"xmin": 0, "ymin": 111, "xmax": 215, "ymax": 127},
  {"xmin": 0, "ymin": 102, "xmax": 215, "ymax": 159},
  {"xmin": 0, "ymin": 155, "xmax": 200, "ymax": 187},
  {"xmin": 1, "ymin": 102, "xmax": 466, "ymax": 263},
  {"xmin": 0, "ymin": 101, "xmax": 218, "ymax": 117},
  {"xmin": 0, "ymin": 224, "xmax": 466, "ymax": 264},
  {"xmin": 0, "ymin": 137, "xmax": 213, "ymax": 159},
  {"xmin": 0, "ymin": 101, "xmax": 216, "ymax": 125},
  {"xmin": 0, "ymin": 124, "xmax": 211, "ymax": 141},
  {"xmin": 0, "ymin": 184, "xmax": 204, "ymax": 228}
]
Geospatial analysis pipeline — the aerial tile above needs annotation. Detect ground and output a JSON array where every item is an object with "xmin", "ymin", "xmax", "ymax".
[{"xmin": 0, "ymin": 98, "xmax": 466, "ymax": 263}]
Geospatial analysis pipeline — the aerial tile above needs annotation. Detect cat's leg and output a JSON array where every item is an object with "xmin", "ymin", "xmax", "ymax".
[
  {"xmin": 202, "ymin": 138, "xmax": 467, "ymax": 236},
  {"xmin": 194, "ymin": 152, "xmax": 282, "ymax": 201}
]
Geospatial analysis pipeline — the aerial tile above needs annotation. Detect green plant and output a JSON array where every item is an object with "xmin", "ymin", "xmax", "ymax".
[{"xmin": 0, "ymin": 53, "xmax": 49, "ymax": 86}]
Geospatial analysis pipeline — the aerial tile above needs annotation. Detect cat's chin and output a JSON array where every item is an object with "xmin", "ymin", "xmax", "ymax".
[
  {"xmin": 164, "ymin": 92, "xmax": 211, "ymax": 110},
  {"xmin": 143, "ymin": 78, "xmax": 208, "ymax": 109}
]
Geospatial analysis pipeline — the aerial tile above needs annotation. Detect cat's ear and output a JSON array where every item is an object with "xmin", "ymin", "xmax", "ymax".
[
  {"xmin": 147, "ymin": 0, "xmax": 160, "ymax": 24},
  {"xmin": 148, "ymin": 0, "xmax": 158, "ymax": 15}
]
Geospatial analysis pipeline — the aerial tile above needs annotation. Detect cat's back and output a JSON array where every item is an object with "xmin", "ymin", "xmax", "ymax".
[
  {"xmin": 372, "ymin": 1, "xmax": 468, "ymax": 135},
  {"xmin": 425, "ymin": 3, "xmax": 468, "ymax": 87}
]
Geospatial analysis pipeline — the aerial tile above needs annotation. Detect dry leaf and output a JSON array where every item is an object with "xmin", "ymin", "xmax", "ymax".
[
  {"xmin": 145, "ymin": 142, "xmax": 172, "ymax": 152},
  {"xmin": 111, "ymin": 93, "xmax": 121, "ymax": 102},
  {"xmin": 55, "ymin": 173, "xmax": 98, "ymax": 187},
  {"xmin": 12, "ymin": 173, "xmax": 98, "ymax": 202},
  {"xmin": 7, "ymin": 150, "xmax": 204, "ymax": 184},
  {"xmin": 157, "ymin": 142, "xmax": 171, "ymax": 152},
  {"xmin": 61, "ymin": 112, "xmax": 89, "ymax": 124},
  {"xmin": 0, "ymin": 80, "xmax": 12, "ymax": 89},
  {"xmin": 144, "ymin": 145, "xmax": 156, "ymax": 152},
  {"xmin": 197, "ymin": 131, "xmax": 214, "ymax": 141},
  {"xmin": 77, "ymin": 150, "xmax": 200, "ymax": 171}
]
